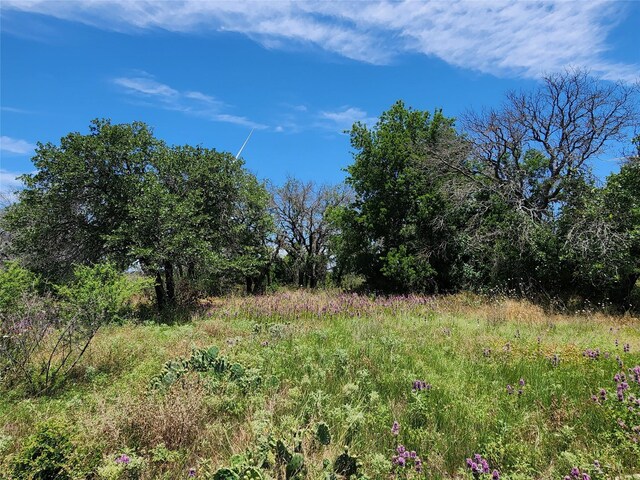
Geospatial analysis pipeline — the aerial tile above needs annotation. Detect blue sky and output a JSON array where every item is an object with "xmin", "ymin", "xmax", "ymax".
[{"xmin": 1, "ymin": 1, "xmax": 639, "ymax": 198}]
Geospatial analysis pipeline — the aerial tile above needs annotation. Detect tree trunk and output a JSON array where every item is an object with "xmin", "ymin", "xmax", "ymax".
[
  {"xmin": 154, "ymin": 271, "xmax": 166, "ymax": 311},
  {"xmin": 246, "ymin": 276, "xmax": 254, "ymax": 295},
  {"xmin": 164, "ymin": 260, "xmax": 175, "ymax": 305}
]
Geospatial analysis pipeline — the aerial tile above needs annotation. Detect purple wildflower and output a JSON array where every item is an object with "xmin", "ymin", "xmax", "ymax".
[
  {"xmin": 391, "ymin": 421, "xmax": 400, "ymax": 436},
  {"xmin": 188, "ymin": 468, "xmax": 196, "ymax": 477},
  {"xmin": 115, "ymin": 454, "xmax": 130, "ymax": 465},
  {"xmin": 519, "ymin": 378, "xmax": 525, "ymax": 387},
  {"xmin": 415, "ymin": 457, "xmax": 423, "ymax": 473},
  {"xmin": 506, "ymin": 384, "xmax": 513, "ymax": 395},
  {"xmin": 492, "ymin": 469, "xmax": 500, "ymax": 480},
  {"xmin": 393, "ymin": 455, "xmax": 406, "ymax": 467}
]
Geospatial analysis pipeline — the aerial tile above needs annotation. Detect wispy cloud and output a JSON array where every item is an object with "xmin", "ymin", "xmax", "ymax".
[
  {"xmin": 2, "ymin": 1, "xmax": 638, "ymax": 81},
  {"xmin": 319, "ymin": 107, "xmax": 376, "ymax": 131},
  {"xmin": 113, "ymin": 73, "xmax": 267, "ymax": 129},
  {"xmin": 0, "ymin": 136, "xmax": 36, "ymax": 155},
  {"xmin": 1, "ymin": 106, "xmax": 34, "ymax": 114}
]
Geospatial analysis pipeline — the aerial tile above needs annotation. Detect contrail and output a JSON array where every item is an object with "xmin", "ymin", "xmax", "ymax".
[{"xmin": 235, "ymin": 129, "xmax": 254, "ymax": 159}]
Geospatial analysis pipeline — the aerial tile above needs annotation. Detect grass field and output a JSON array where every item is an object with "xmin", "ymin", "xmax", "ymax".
[{"xmin": 1, "ymin": 291, "xmax": 639, "ymax": 479}]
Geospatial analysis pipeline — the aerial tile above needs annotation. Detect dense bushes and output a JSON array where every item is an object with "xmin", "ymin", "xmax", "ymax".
[{"xmin": 335, "ymin": 72, "xmax": 639, "ymax": 310}]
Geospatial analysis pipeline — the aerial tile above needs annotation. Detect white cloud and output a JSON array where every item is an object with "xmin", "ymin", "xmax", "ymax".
[
  {"xmin": 319, "ymin": 107, "xmax": 376, "ymax": 130},
  {"xmin": 112, "ymin": 73, "xmax": 267, "ymax": 129},
  {"xmin": 0, "ymin": 136, "xmax": 35, "ymax": 154},
  {"xmin": 113, "ymin": 77, "xmax": 178, "ymax": 97},
  {"xmin": 2, "ymin": 1, "xmax": 638, "ymax": 81}
]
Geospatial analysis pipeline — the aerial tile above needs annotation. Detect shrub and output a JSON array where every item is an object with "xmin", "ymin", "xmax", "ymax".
[
  {"xmin": 1, "ymin": 263, "xmax": 150, "ymax": 394},
  {"xmin": 97, "ymin": 451, "xmax": 146, "ymax": 480},
  {"xmin": 0, "ymin": 261, "xmax": 39, "ymax": 312},
  {"xmin": 11, "ymin": 419, "xmax": 75, "ymax": 480}
]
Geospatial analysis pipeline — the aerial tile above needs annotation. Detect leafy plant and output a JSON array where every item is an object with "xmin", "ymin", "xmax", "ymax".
[{"xmin": 11, "ymin": 419, "xmax": 75, "ymax": 480}]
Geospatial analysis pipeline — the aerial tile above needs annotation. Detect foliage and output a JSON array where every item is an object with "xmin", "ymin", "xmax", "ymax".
[
  {"xmin": 2, "ymin": 120, "xmax": 272, "ymax": 309},
  {"xmin": 338, "ymin": 100, "xmax": 460, "ymax": 292},
  {"xmin": 0, "ymin": 261, "xmax": 39, "ymax": 312},
  {"xmin": 336, "ymin": 71, "xmax": 639, "ymax": 309},
  {"xmin": 149, "ymin": 345, "xmax": 261, "ymax": 394},
  {"xmin": 97, "ymin": 452, "xmax": 146, "ymax": 480},
  {"xmin": 10, "ymin": 419, "xmax": 76, "ymax": 480},
  {"xmin": 0, "ymin": 263, "xmax": 148, "ymax": 393},
  {"xmin": 2, "ymin": 119, "xmax": 160, "ymax": 281},
  {"xmin": 1, "ymin": 292, "xmax": 640, "ymax": 478}
]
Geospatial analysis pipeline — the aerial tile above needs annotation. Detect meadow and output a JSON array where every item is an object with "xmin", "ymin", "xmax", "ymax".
[{"xmin": 1, "ymin": 290, "xmax": 639, "ymax": 479}]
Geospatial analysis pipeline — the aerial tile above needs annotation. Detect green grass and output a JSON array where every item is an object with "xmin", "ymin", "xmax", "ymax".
[{"xmin": 1, "ymin": 291, "xmax": 639, "ymax": 479}]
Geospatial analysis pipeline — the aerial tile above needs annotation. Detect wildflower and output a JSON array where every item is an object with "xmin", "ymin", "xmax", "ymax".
[
  {"xmin": 188, "ymin": 468, "xmax": 196, "ymax": 477},
  {"xmin": 412, "ymin": 380, "xmax": 431, "ymax": 392},
  {"xmin": 492, "ymin": 470, "xmax": 500, "ymax": 480},
  {"xmin": 519, "ymin": 378, "xmax": 525, "ymax": 387},
  {"xmin": 115, "ymin": 454, "xmax": 130, "ymax": 464},
  {"xmin": 506, "ymin": 384, "xmax": 513, "ymax": 395},
  {"xmin": 570, "ymin": 467, "xmax": 580, "ymax": 477},
  {"xmin": 415, "ymin": 457, "xmax": 423, "ymax": 473},
  {"xmin": 391, "ymin": 421, "xmax": 400, "ymax": 436},
  {"xmin": 582, "ymin": 474, "xmax": 591, "ymax": 480},
  {"xmin": 624, "ymin": 343, "xmax": 630, "ymax": 353},
  {"xmin": 393, "ymin": 455, "xmax": 406, "ymax": 467}
]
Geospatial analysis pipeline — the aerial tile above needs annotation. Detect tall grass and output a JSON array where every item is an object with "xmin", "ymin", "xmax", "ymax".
[{"xmin": 1, "ymin": 291, "xmax": 638, "ymax": 479}]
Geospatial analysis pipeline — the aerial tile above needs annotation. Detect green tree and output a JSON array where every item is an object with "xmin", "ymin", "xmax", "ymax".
[
  {"xmin": 338, "ymin": 101, "xmax": 460, "ymax": 292},
  {"xmin": 2, "ymin": 119, "xmax": 160, "ymax": 280},
  {"xmin": 560, "ymin": 140, "xmax": 640, "ymax": 307},
  {"xmin": 2, "ymin": 120, "xmax": 272, "ymax": 308}
]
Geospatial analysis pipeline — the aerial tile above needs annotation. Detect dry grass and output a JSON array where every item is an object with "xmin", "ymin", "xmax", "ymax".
[{"xmin": 117, "ymin": 374, "xmax": 209, "ymax": 451}]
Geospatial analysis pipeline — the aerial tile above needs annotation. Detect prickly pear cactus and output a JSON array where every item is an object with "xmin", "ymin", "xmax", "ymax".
[
  {"xmin": 285, "ymin": 453, "xmax": 305, "ymax": 480},
  {"xmin": 333, "ymin": 448, "xmax": 362, "ymax": 479},
  {"xmin": 275, "ymin": 439, "xmax": 292, "ymax": 464},
  {"xmin": 212, "ymin": 467, "xmax": 240, "ymax": 480},
  {"xmin": 315, "ymin": 422, "xmax": 331, "ymax": 446}
]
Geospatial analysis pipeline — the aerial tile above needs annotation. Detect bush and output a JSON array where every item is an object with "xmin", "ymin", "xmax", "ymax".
[
  {"xmin": 1, "ymin": 263, "xmax": 151, "ymax": 394},
  {"xmin": 11, "ymin": 419, "xmax": 75, "ymax": 480},
  {"xmin": 0, "ymin": 261, "xmax": 39, "ymax": 312},
  {"xmin": 56, "ymin": 263, "xmax": 151, "ymax": 325}
]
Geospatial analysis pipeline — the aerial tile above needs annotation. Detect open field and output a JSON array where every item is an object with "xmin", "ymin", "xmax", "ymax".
[{"xmin": 1, "ymin": 291, "xmax": 639, "ymax": 479}]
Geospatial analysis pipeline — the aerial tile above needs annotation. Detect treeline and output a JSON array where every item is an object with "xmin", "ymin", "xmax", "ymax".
[{"xmin": 1, "ymin": 69, "xmax": 639, "ymax": 310}]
